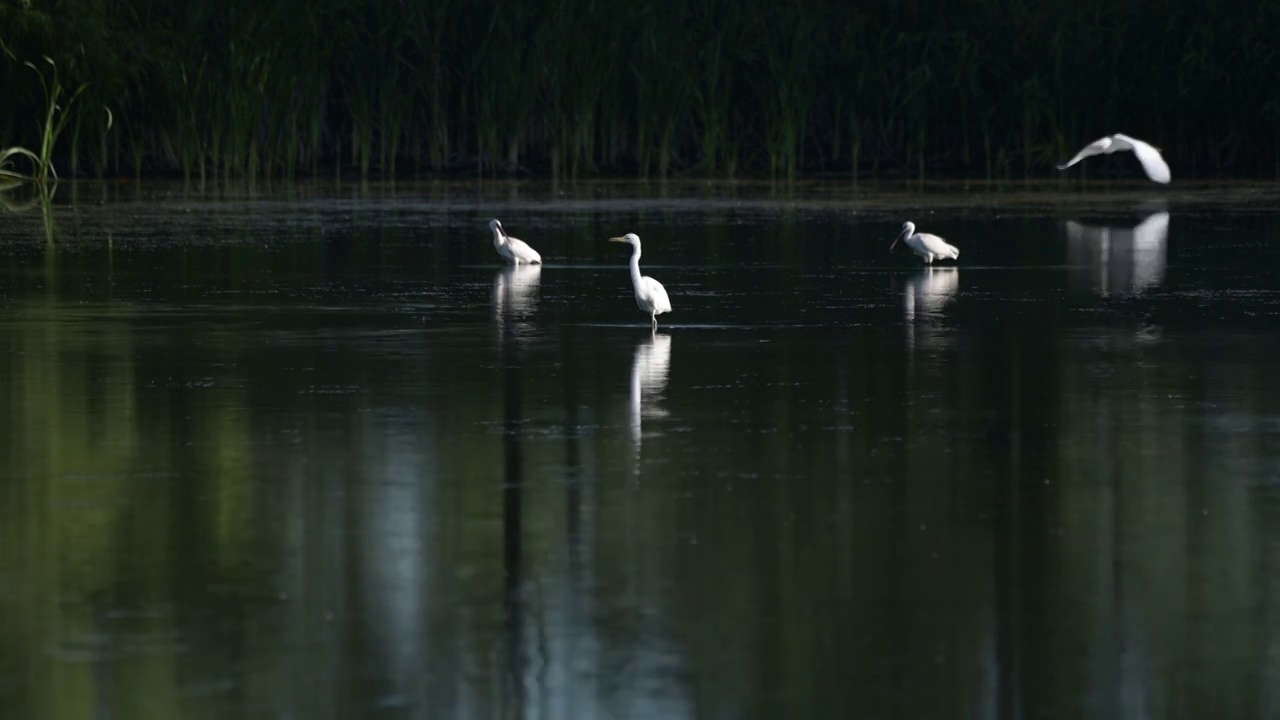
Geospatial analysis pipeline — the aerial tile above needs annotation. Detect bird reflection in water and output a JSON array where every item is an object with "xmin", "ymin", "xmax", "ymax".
[
  {"xmin": 1065, "ymin": 210, "xmax": 1169, "ymax": 295},
  {"xmin": 629, "ymin": 332, "xmax": 673, "ymax": 464},
  {"xmin": 904, "ymin": 267, "xmax": 960, "ymax": 355},
  {"xmin": 493, "ymin": 264, "xmax": 542, "ymax": 340},
  {"xmin": 904, "ymin": 267, "xmax": 960, "ymax": 322}
]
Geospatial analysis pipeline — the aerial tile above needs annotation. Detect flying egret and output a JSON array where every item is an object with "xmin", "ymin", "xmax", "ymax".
[
  {"xmin": 488, "ymin": 219, "xmax": 543, "ymax": 265},
  {"xmin": 1056, "ymin": 134, "xmax": 1171, "ymax": 184},
  {"xmin": 609, "ymin": 233, "xmax": 672, "ymax": 330},
  {"xmin": 891, "ymin": 221, "xmax": 960, "ymax": 265}
]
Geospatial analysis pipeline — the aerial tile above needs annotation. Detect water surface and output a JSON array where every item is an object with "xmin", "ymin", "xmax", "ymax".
[{"xmin": 3, "ymin": 180, "xmax": 1280, "ymax": 719}]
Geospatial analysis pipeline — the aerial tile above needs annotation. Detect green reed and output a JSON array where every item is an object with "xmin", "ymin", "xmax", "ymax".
[{"xmin": 2, "ymin": 0, "xmax": 1277, "ymax": 180}]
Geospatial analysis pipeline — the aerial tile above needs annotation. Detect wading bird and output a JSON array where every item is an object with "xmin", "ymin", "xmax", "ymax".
[
  {"xmin": 609, "ymin": 233, "xmax": 672, "ymax": 330},
  {"xmin": 488, "ymin": 219, "xmax": 542, "ymax": 265},
  {"xmin": 1056, "ymin": 134, "xmax": 1171, "ymax": 184},
  {"xmin": 891, "ymin": 221, "xmax": 960, "ymax": 265}
]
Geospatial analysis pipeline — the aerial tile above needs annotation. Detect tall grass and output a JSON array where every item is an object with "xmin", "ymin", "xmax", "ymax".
[
  {"xmin": 0, "ymin": 147, "xmax": 42, "ymax": 187},
  {"xmin": 0, "ymin": 54, "xmax": 110, "ymax": 185},
  {"xmin": 1, "ymin": 0, "xmax": 1277, "ymax": 180}
]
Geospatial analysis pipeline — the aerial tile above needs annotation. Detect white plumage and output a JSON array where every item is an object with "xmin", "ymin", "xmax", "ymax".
[
  {"xmin": 891, "ymin": 221, "xmax": 960, "ymax": 265},
  {"xmin": 1056, "ymin": 133, "xmax": 1171, "ymax": 184},
  {"xmin": 609, "ymin": 233, "xmax": 672, "ymax": 330},
  {"xmin": 488, "ymin": 218, "xmax": 543, "ymax": 265}
]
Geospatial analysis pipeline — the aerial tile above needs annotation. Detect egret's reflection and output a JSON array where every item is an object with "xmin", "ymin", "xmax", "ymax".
[
  {"xmin": 358, "ymin": 427, "xmax": 432, "ymax": 709},
  {"xmin": 1065, "ymin": 211, "xmax": 1169, "ymax": 295},
  {"xmin": 904, "ymin": 267, "xmax": 959, "ymax": 355},
  {"xmin": 629, "ymin": 332, "xmax": 673, "ymax": 461},
  {"xmin": 493, "ymin": 264, "xmax": 542, "ymax": 340},
  {"xmin": 904, "ymin": 267, "xmax": 959, "ymax": 322}
]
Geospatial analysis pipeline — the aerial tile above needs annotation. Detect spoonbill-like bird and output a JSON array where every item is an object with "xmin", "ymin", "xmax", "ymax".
[
  {"xmin": 1056, "ymin": 134, "xmax": 1171, "ymax": 184},
  {"xmin": 609, "ymin": 233, "xmax": 672, "ymax": 330},
  {"xmin": 488, "ymin": 219, "xmax": 542, "ymax": 265},
  {"xmin": 891, "ymin": 221, "xmax": 960, "ymax": 265}
]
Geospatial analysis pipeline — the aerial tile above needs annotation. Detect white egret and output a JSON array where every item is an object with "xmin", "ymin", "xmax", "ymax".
[
  {"xmin": 1056, "ymin": 134, "xmax": 1171, "ymax": 184},
  {"xmin": 1065, "ymin": 211, "xmax": 1169, "ymax": 294},
  {"xmin": 609, "ymin": 233, "xmax": 672, "ymax": 330},
  {"xmin": 488, "ymin": 218, "xmax": 542, "ymax": 265},
  {"xmin": 891, "ymin": 221, "xmax": 960, "ymax": 265}
]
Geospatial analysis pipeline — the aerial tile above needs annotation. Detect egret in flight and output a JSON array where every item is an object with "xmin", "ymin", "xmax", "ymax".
[
  {"xmin": 609, "ymin": 233, "xmax": 672, "ymax": 330},
  {"xmin": 891, "ymin": 221, "xmax": 960, "ymax": 265},
  {"xmin": 488, "ymin": 219, "xmax": 543, "ymax": 265},
  {"xmin": 1056, "ymin": 134, "xmax": 1171, "ymax": 184}
]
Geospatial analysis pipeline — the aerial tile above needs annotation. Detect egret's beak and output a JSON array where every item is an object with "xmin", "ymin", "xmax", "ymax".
[
  {"xmin": 890, "ymin": 228, "xmax": 907, "ymax": 251},
  {"xmin": 608, "ymin": 236, "xmax": 626, "ymax": 243}
]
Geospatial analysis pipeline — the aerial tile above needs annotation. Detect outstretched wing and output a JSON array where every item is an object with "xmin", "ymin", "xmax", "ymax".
[
  {"xmin": 506, "ymin": 237, "xmax": 543, "ymax": 264},
  {"xmin": 1056, "ymin": 137, "xmax": 1113, "ymax": 170},
  {"xmin": 641, "ymin": 276, "xmax": 672, "ymax": 314},
  {"xmin": 1113, "ymin": 134, "xmax": 1171, "ymax": 184}
]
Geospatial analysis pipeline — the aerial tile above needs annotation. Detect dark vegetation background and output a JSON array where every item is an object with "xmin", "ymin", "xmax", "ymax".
[{"xmin": 2, "ymin": 0, "xmax": 1277, "ymax": 181}]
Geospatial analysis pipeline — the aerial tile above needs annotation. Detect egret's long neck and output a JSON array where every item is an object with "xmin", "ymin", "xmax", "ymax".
[
  {"xmin": 629, "ymin": 244, "xmax": 643, "ymax": 288},
  {"xmin": 491, "ymin": 227, "xmax": 507, "ymax": 248}
]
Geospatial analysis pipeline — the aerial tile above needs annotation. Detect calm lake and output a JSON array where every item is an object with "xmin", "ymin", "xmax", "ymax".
[{"xmin": 2, "ymin": 179, "xmax": 1280, "ymax": 719}]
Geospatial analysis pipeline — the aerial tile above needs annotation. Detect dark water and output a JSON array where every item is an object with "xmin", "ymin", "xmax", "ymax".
[{"xmin": 3, "ymin": 180, "xmax": 1280, "ymax": 719}]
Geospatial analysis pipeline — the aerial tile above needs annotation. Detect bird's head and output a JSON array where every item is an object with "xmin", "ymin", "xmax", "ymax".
[
  {"xmin": 609, "ymin": 233, "xmax": 640, "ymax": 245},
  {"xmin": 891, "ymin": 221, "xmax": 915, "ymax": 250},
  {"xmin": 489, "ymin": 219, "xmax": 504, "ymax": 235}
]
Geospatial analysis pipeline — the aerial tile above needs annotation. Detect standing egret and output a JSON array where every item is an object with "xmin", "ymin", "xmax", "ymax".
[
  {"xmin": 1056, "ymin": 134, "xmax": 1171, "ymax": 184},
  {"xmin": 488, "ymin": 219, "xmax": 543, "ymax": 265},
  {"xmin": 609, "ymin": 233, "xmax": 672, "ymax": 330},
  {"xmin": 891, "ymin": 221, "xmax": 960, "ymax": 265}
]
